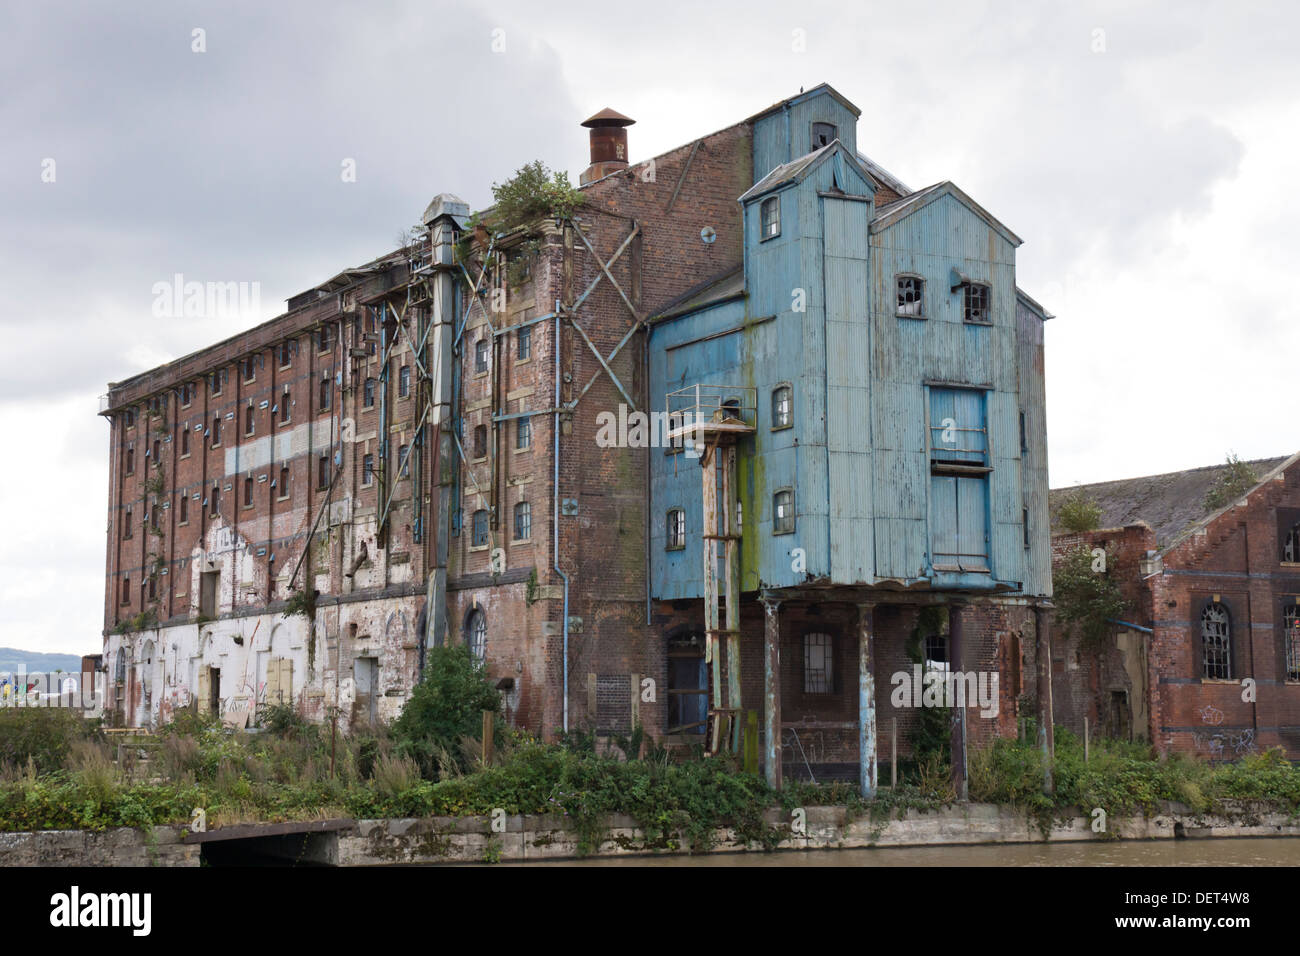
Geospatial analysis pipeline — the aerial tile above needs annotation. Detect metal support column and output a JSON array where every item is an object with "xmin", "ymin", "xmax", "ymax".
[
  {"xmin": 857, "ymin": 602, "xmax": 877, "ymax": 798},
  {"xmin": 762, "ymin": 596, "xmax": 782, "ymax": 789},
  {"xmin": 950, "ymin": 603, "xmax": 968, "ymax": 800},
  {"xmin": 1035, "ymin": 603, "xmax": 1055, "ymax": 794}
]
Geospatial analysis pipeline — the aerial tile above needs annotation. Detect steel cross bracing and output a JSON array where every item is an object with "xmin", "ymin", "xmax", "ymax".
[{"xmin": 564, "ymin": 220, "xmax": 642, "ymax": 412}]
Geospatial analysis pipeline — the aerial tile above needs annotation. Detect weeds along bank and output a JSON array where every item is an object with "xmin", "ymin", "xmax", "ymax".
[{"xmin": 4, "ymin": 647, "xmax": 1300, "ymax": 855}]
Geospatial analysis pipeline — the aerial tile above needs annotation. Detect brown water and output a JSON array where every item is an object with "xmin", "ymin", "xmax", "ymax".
[{"xmin": 506, "ymin": 837, "xmax": 1300, "ymax": 866}]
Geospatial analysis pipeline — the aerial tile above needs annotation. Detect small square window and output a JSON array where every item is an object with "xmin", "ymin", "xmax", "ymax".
[
  {"xmin": 774, "ymin": 489, "xmax": 795, "ymax": 535},
  {"xmin": 760, "ymin": 196, "xmax": 780, "ymax": 240},
  {"xmin": 811, "ymin": 122, "xmax": 838, "ymax": 149},
  {"xmin": 517, "ymin": 325, "xmax": 532, "ymax": 361},
  {"xmin": 666, "ymin": 509, "xmax": 686, "ymax": 550},
  {"xmin": 897, "ymin": 276, "xmax": 925, "ymax": 317},
  {"xmin": 963, "ymin": 282, "xmax": 990, "ymax": 323}
]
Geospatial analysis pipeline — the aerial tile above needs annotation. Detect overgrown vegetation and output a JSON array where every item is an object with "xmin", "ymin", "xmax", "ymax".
[
  {"xmin": 1055, "ymin": 487, "xmax": 1102, "ymax": 533},
  {"xmin": 454, "ymin": 160, "xmax": 583, "ymax": 267},
  {"xmin": 282, "ymin": 587, "xmax": 316, "ymax": 620},
  {"xmin": 1204, "ymin": 452, "xmax": 1259, "ymax": 511},
  {"xmin": 1052, "ymin": 544, "xmax": 1129, "ymax": 648},
  {"xmin": 391, "ymin": 644, "xmax": 503, "ymax": 778}
]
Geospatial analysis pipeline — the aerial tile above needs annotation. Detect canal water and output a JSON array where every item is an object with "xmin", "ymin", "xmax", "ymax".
[{"xmin": 507, "ymin": 837, "xmax": 1300, "ymax": 866}]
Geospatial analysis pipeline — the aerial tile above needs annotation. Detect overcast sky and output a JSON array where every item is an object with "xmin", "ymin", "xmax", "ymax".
[{"xmin": 3, "ymin": 0, "xmax": 1294, "ymax": 654}]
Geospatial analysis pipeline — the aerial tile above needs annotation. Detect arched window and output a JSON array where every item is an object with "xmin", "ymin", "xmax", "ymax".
[
  {"xmin": 114, "ymin": 648, "xmax": 126, "ymax": 684},
  {"xmin": 1201, "ymin": 602, "xmax": 1231, "ymax": 679},
  {"xmin": 773, "ymin": 488, "xmax": 795, "ymax": 535},
  {"xmin": 771, "ymin": 385, "xmax": 792, "ymax": 429},
  {"xmin": 513, "ymin": 501, "xmax": 531, "ymax": 541},
  {"xmin": 1285, "ymin": 604, "xmax": 1300, "ymax": 683},
  {"xmin": 466, "ymin": 609, "xmax": 487, "ymax": 662}
]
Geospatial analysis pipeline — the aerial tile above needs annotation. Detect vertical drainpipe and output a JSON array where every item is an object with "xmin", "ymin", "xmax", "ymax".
[
  {"xmin": 553, "ymin": 298, "xmax": 570, "ymax": 732},
  {"xmin": 645, "ymin": 321, "xmax": 652, "ymax": 627}
]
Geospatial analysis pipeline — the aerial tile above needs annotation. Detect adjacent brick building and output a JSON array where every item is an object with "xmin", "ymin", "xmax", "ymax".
[
  {"xmin": 1048, "ymin": 453, "xmax": 1300, "ymax": 760},
  {"xmin": 102, "ymin": 83, "xmax": 1057, "ymax": 787}
]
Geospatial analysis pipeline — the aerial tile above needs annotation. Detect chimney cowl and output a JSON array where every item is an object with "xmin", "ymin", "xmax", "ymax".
[{"xmin": 580, "ymin": 108, "xmax": 635, "ymax": 185}]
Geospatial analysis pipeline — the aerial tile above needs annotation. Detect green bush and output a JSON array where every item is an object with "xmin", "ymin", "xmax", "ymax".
[
  {"xmin": 391, "ymin": 644, "xmax": 502, "ymax": 778},
  {"xmin": 0, "ymin": 709, "xmax": 101, "ymax": 774}
]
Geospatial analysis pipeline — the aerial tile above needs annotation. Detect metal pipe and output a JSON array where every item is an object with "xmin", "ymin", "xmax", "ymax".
[
  {"xmin": 1108, "ymin": 618, "xmax": 1153, "ymax": 634},
  {"xmin": 552, "ymin": 301, "xmax": 569, "ymax": 732}
]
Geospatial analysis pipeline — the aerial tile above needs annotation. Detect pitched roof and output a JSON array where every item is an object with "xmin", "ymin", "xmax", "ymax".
[
  {"xmin": 737, "ymin": 140, "xmax": 873, "ymax": 203},
  {"xmin": 1049, "ymin": 454, "xmax": 1295, "ymax": 547},
  {"xmin": 651, "ymin": 265, "xmax": 745, "ymax": 322},
  {"xmin": 870, "ymin": 180, "xmax": 1022, "ymax": 246}
]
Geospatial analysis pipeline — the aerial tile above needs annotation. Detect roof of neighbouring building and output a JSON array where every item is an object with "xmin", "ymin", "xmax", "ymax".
[{"xmin": 1049, "ymin": 455, "xmax": 1295, "ymax": 548}]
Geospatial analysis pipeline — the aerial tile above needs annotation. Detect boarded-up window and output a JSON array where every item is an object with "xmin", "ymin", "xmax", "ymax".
[
  {"xmin": 263, "ymin": 657, "xmax": 293, "ymax": 705},
  {"xmin": 929, "ymin": 388, "xmax": 990, "ymax": 572},
  {"xmin": 596, "ymin": 674, "xmax": 631, "ymax": 733}
]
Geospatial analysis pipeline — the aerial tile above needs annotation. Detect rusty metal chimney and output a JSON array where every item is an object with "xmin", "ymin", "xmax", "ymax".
[{"xmin": 580, "ymin": 108, "xmax": 635, "ymax": 185}]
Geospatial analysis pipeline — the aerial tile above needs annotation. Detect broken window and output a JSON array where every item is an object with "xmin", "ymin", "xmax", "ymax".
[
  {"xmin": 812, "ymin": 122, "xmax": 838, "ymax": 148},
  {"xmin": 475, "ymin": 338, "xmax": 489, "ymax": 373},
  {"xmin": 803, "ymin": 632, "xmax": 833, "ymax": 694},
  {"xmin": 280, "ymin": 389, "xmax": 290, "ymax": 424},
  {"xmin": 773, "ymin": 488, "xmax": 795, "ymax": 535},
  {"xmin": 760, "ymin": 195, "xmax": 780, "ymax": 240},
  {"xmin": 666, "ymin": 508, "xmax": 685, "ymax": 550},
  {"xmin": 514, "ymin": 500, "xmax": 531, "ymax": 540},
  {"xmin": 364, "ymin": 378, "xmax": 376, "ymax": 409},
  {"xmin": 516, "ymin": 415, "xmax": 531, "ymax": 450},
  {"xmin": 896, "ymin": 275, "xmax": 925, "ymax": 317},
  {"xmin": 962, "ymin": 282, "xmax": 991, "ymax": 324},
  {"xmin": 517, "ymin": 324, "xmax": 532, "ymax": 361},
  {"xmin": 210, "ymin": 484, "xmax": 220, "ymax": 516},
  {"xmin": 319, "ymin": 375, "xmax": 331, "ymax": 411},
  {"xmin": 667, "ymin": 632, "xmax": 707, "ymax": 734},
  {"xmin": 771, "ymin": 384, "xmax": 792, "ymax": 429},
  {"xmin": 179, "ymin": 494, "xmax": 188, "ymax": 524},
  {"xmin": 243, "ymin": 477, "xmax": 253, "ymax": 507},
  {"xmin": 471, "ymin": 509, "xmax": 489, "ymax": 548},
  {"xmin": 318, "ymin": 455, "xmax": 330, "ymax": 489},
  {"xmin": 362, "ymin": 454, "xmax": 374, "ymax": 486},
  {"xmin": 1283, "ymin": 523, "xmax": 1300, "ymax": 563},
  {"xmin": 278, "ymin": 465, "xmax": 290, "ymax": 498},
  {"xmin": 473, "ymin": 424, "xmax": 487, "ymax": 459},
  {"xmin": 399, "ymin": 365, "xmax": 410, "ymax": 398},
  {"xmin": 245, "ymin": 404, "xmax": 255, "ymax": 435},
  {"xmin": 466, "ymin": 609, "xmax": 486, "ymax": 661},
  {"xmin": 1201, "ymin": 602, "xmax": 1232, "ymax": 680},
  {"xmin": 1286, "ymin": 605, "xmax": 1300, "ymax": 682}
]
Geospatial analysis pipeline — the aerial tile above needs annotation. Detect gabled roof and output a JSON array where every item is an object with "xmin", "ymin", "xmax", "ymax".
[
  {"xmin": 870, "ymin": 180, "xmax": 1022, "ymax": 247},
  {"xmin": 1049, "ymin": 454, "xmax": 1296, "ymax": 548},
  {"xmin": 737, "ymin": 139, "xmax": 875, "ymax": 204},
  {"xmin": 856, "ymin": 151, "xmax": 911, "ymax": 196},
  {"xmin": 745, "ymin": 82, "xmax": 862, "ymax": 123},
  {"xmin": 651, "ymin": 265, "xmax": 745, "ymax": 322}
]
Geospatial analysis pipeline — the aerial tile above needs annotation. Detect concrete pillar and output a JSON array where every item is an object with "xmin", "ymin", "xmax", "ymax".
[
  {"xmin": 949, "ymin": 603, "xmax": 968, "ymax": 800},
  {"xmin": 1035, "ymin": 603, "xmax": 1055, "ymax": 794},
  {"xmin": 762, "ymin": 597, "xmax": 782, "ymax": 789},
  {"xmin": 857, "ymin": 602, "xmax": 877, "ymax": 798}
]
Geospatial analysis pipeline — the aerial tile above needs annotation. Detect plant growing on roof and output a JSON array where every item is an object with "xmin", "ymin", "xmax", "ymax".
[
  {"xmin": 283, "ymin": 587, "xmax": 316, "ymax": 620},
  {"xmin": 1055, "ymin": 487, "xmax": 1101, "ymax": 533},
  {"xmin": 1204, "ymin": 453, "xmax": 1259, "ymax": 511},
  {"xmin": 488, "ymin": 161, "xmax": 584, "ymax": 231}
]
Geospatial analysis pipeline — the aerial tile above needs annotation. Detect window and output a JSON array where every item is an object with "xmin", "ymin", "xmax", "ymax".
[
  {"xmin": 241, "ymin": 358, "xmax": 256, "ymax": 383},
  {"xmin": 243, "ymin": 477, "xmax": 253, "ymax": 507},
  {"xmin": 475, "ymin": 338, "xmax": 489, "ymax": 373},
  {"xmin": 363, "ymin": 378, "xmax": 376, "ymax": 408},
  {"xmin": 398, "ymin": 365, "xmax": 410, "ymax": 398},
  {"xmin": 924, "ymin": 632, "xmax": 950, "ymax": 673},
  {"xmin": 150, "ymin": 505, "xmax": 160, "ymax": 533},
  {"xmin": 962, "ymin": 282, "xmax": 991, "ymax": 324},
  {"xmin": 123, "ymin": 507, "xmax": 133, "ymax": 539},
  {"xmin": 471, "ymin": 509, "xmax": 489, "ymax": 548},
  {"xmin": 516, "ymin": 415, "xmax": 531, "ymax": 450},
  {"xmin": 278, "ymin": 466, "xmax": 289, "ymax": 499},
  {"xmin": 760, "ymin": 196, "xmax": 780, "ymax": 240},
  {"xmin": 773, "ymin": 489, "xmax": 795, "ymax": 534},
  {"xmin": 395, "ymin": 444, "xmax": 409, "ymax": 478},
  {"xmin": 473, "ymin": 424, "xmax": 487, "ymax": 459},
  {"xmin": 180, "ymin": 427, "xmax": 190, "ymax": 457},
  {"xmin": 245, "ymin": 404, "xmax": 255, "ymax": 435},
  {"xmin": 365, "ymin": 310, "xmax": 378, "ymax": 357},
  {"xmin": 211, "ymin": 415, "xmax": 221, "ymax": 447},
  {"xmin": 928, "ymin": 388, "xmax": 990, "ymax": 572},
  {"xmin": 319, "ymin": 376, "xmax": 332, "ymax": 411},
  {"xmin": 896, "ymin": 275, "xmax": 924, "ymax": 317},
  {"xmin": 279, "ymin": 389, "xmax": 290, "ymax": 424},
  {"xmin": 180, "ymin": 382, "xmax": 194, "ymax": 407},
  {"xmin": 1200, "ymin": 602, "xmax": 1232, "ymax": 679},
  {"xmin": 152, "ymin": 439, "xmax": 160, "ymax": 465},
  {"xmin": 1019, "ymin": 410, "xmax": 1028, "ymax": 454},
  {"xmin": 179, "ymin": 494, "xmax": 188, "ymax": 524},
  {"xmin": 121, "ymin": 576, "xmax": 130, "ymax": 605},
  {"xmin": 517, "ymin": 325, "xmax": 532, "ymax": 361},
  {"xmin": 466, "ymin": 609, "xmax": 486, "ymax": 662},
  {"xmin": 318, "ymin": 455, "xmax": 330, "ymax": 489},
  {"xmin": 666, "ymin": 508, "xmax": 686, "ymax": 550},
  {"xmin": 211, "ymin": 372, "xmax": 223, "ymax": 396},
  {"xmin": 316, "ymin": 325, "xmax": 333, "ymax": 353},
  {"xmin": 210, "ymin": 484, "xmax": 220, "ymax": 516},
  {"xmin": 125, "ymin": 447, "xmax": 134, "ymax": 475},
  {"xmin": 124, "ymin": 408, "xmax": 136, "ymax": 428},
  {"xmin": 771, "ymin": 385, "xmax": 792, "ymax": 429},
  {"xmin": 1283, "ymin": 522, "xmax": 1300, "ymax": 563},
  {"xmin": 667, "ymin": 632, "xmax": 707, "ymax": 734},
  {"xmin": 1023, "ymin": 507, "xmax": 1030, "ymax": 549},
  {"xmin": 514, "ymin": 500, "xmax": 531, "ymax": 540},
  {"xmin": 803, "ymin": 633, "xmax": 833, "ymax": 693},
  {"xmin": 362, "ymin": 454, "xmax": 374, "ymax": 486},
  {"xmin": 811, "ymin": 122, "xmax": 838, "ymax": 148},
  {"xmin": 147, "ymin": 573, "xmax": 157, "ymax": 602},
  {"xmin": 278, "ymin": 341, "xmax": 292, "ymax": 368},
  {"xmin": 1281, "ymin": 604, "xmax": 1300, "ymax": 682}
]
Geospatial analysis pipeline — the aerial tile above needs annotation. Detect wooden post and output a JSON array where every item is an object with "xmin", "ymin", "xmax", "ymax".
[
  {"xmin": 482, "ymin": 710, "xmax": 495, "ymax": 766},
  {"xmin": 1084, "ymin": 716, "xmax": 1089, "ymax": 763},
  {"xmin": 949, "ymin": 604, "xmax": 968, "ymax": 800},
  {"xmin": 891, "ymin": 717, "xmax": 898, "ymax": 788}
]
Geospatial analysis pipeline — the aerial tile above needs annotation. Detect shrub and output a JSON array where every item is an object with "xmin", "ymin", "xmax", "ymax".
[
  {"xmin": 391, "ymin": 644, "xmax": 501, "ymax": 779},
  {"xmin": 1056, "ymin": 488, "xmax": 1102, "ymax": 533},
  {"xmin": 0, "ymin": 709, "xmax": 100, "ymax": 773},
  {"xmin": 1204, "ymin": 453, "xmax": 1259, "ymax": 511}
]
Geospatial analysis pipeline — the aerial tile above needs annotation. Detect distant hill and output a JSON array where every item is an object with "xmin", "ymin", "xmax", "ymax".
[{"xmin": 0, "ymin": 647, "xmax": 88, "ymax": 673}]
